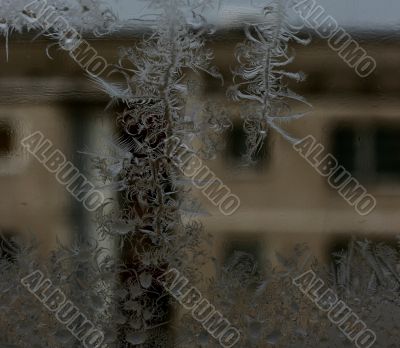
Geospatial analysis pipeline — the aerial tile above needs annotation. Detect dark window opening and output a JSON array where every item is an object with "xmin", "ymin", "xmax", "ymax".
[
  {"xmin": 0, "ymin": 121, "xmax": 13, "ymax": 155},
  {"xmin": 358, "ymin": 75, "xmax": 379, "ymax": 95},
  {"xmin": 331, "ymin": 126, "xmax": 356, "ymax": 175},
  {"xmin": 375, "ymin": 127, "xmax": 400, "ymax": 178},
  {"xmin": 226, "ymin": 122, "xmax": 270, "ymax": 168},
  {"xmin": 327, "ymin": 234, "xmax": 398, "ymax": 270},
  {"xmin": 303, "ymin": 70, "xmax": 328, "ymax": 94},
  {"xmin": 223, "ymin": 235, "xmax": 263, "ymax": 269},
  {"xmin": 0, "ymin": 233, "xmax": 19, "ymax": 264},
  {"xmin": 202, "ymin": 67, "xmax": 228, "ymax": 95},
  {"xmin": 331, "ymin": 123, "xmax": 400, "ymax": 183}
]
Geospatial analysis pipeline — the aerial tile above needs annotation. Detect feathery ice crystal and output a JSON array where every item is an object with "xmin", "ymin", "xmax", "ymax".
[
  {"xmin": 229, "ymin": 0, "xmax": 311, "ymax": 164},
  {"xmin": 2, "ymin": 1, "xmax": 395, "ymax": 347}
]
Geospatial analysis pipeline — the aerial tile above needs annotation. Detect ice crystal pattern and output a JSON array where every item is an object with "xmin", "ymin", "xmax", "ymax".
[{"xmin": 229, "ymin": 0, "xmax": 311, "ymax": 164}]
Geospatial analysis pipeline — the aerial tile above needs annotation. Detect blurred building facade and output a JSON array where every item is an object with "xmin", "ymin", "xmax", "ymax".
[
  {"xmin": 0, "ymin": 33, "xmax": 119, "ymax": 253},
  {"xmin": 202, "ymin": 32, "xmax": 400, "ymax": 264},
  {"xmin": 0, "ymin": 30, "xmax": 399, "ymax": 266}
]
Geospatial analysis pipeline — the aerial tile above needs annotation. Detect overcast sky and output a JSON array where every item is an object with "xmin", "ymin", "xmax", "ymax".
[{"xmin": 113, "ymin": 0, "xmax": 400, "ymax": 31}]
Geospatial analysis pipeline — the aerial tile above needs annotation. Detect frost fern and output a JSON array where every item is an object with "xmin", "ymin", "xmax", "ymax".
[{"xmin": 229, "ymin": 0, "xmax": 311, "ymax": 164}]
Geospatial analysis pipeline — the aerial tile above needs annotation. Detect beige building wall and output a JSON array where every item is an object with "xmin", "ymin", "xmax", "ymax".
[
  {"xmin": 197, "ymin": 37, "xmax": 400, "ymax": 264},
  {"xmin": 1, "ymin": 32, "xmax": 399, "ymax": 264}
]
